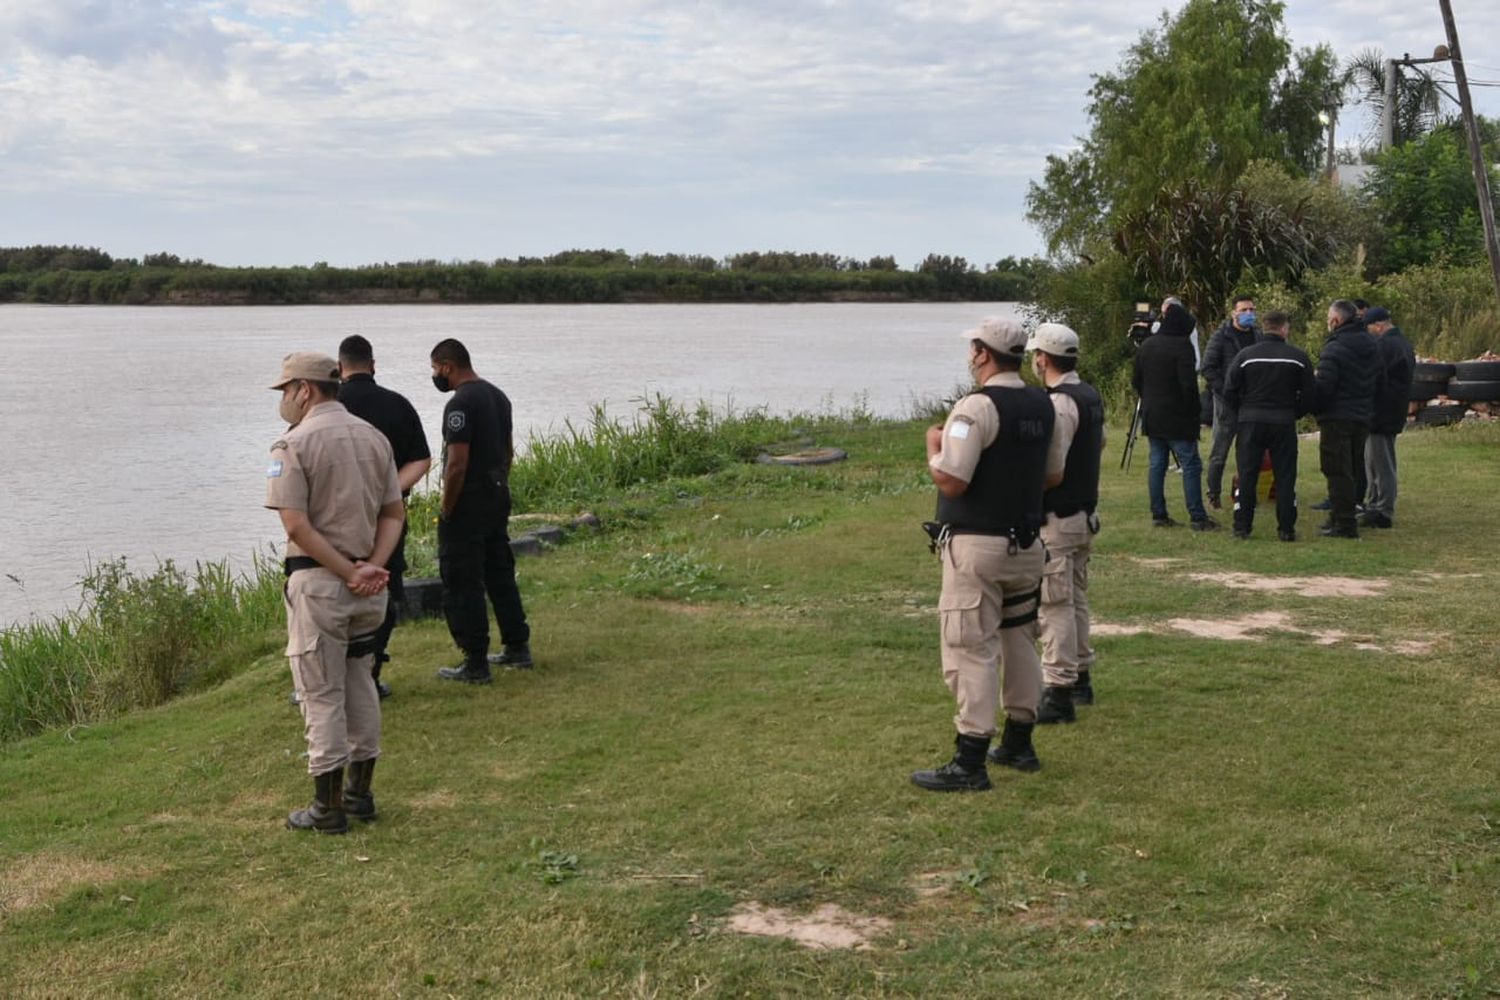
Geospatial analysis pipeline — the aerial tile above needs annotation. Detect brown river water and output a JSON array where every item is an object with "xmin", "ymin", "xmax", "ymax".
[{"xmin": 0, "ymin": 301, "xmax": 1021, "ymax": 623}]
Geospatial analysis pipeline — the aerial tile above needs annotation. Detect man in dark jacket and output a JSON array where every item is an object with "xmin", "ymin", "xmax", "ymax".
[
  {"xmin": 1223, "ymin": 311, "xmax": 1316, "ymax": 541},
  {"xmin": 1199, "ymin": 294, "xmax": 1261, "ymax": 509},
  {"xmin": 1314, "ymin": 299, "xmax": 1387, "ymax": 538},
  {"xmin": 1361, "ymin": 307, "xmax": 1415, "ymax": 529},
  {"xmin": 1133, "ymin": 302, "xmax": 1217, "ymax": 530}
]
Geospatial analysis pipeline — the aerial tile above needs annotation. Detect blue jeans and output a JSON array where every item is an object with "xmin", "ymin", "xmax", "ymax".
[{"xmin": 1147, "ymin": 437, "xmax": 1207, "ymax": 522}]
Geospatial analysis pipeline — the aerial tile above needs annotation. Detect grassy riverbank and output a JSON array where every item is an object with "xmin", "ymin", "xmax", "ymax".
[{"xmin": 2, "ymin": 415, "xmax": 1499, "ymax": 996}]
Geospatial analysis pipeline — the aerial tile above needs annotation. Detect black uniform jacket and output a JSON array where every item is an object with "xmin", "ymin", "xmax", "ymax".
[
  {"xmin": 1223, "ymin": 337, "xmax": 1316, "ymax": 425},
  {"xmin": 1370, "ymin": 326, "xmax": 1416, "ymax": 435},
  {"xmin": 1314, "ymin": 321, "xmax": 1386, "ymax": 426}
]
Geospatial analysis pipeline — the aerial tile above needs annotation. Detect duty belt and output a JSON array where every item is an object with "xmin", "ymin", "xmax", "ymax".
[{"xmin": 283, "ymin": 554, "xmax": 368, "ymax": 576}]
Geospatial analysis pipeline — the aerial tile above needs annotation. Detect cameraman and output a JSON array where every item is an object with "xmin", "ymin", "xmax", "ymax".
[{"xmin": 1132, "ymin": 301, "xmax": 1217, "ymax": 530}]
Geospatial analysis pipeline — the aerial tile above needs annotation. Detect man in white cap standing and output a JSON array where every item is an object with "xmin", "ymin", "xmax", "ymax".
[
  {"xmin": 1026, "ymin": 324, "xmax": 1104, "ymax": 725},
  {"xmin": 266, "ymin": 351, "xmax": 406, "ymax": 834},
  {"xmin": 911, "ymin": 317, "xmax": 1060, "ymax": 792}
]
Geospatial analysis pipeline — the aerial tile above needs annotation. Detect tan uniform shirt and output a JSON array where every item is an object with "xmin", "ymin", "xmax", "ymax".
[
  {"xmin": 930, "ymin": 371, "xmax": 1066, "ymax": 484},
  {"xmin": 265, "ymin": 401, "xmax": 401, "ymax": 560}
]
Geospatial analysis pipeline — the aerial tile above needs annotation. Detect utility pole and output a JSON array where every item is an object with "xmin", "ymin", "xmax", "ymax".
[
  {"xmin": 1381, "ymin": 58, "xmax": 1397, "ymax": 150},
  {"xmin": 1438, "ymin": 0, "xmax": 1500, "ymax": 303}
]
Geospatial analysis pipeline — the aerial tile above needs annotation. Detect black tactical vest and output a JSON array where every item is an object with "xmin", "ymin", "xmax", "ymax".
[
  {"xmin": 936, "ymin": 385, "xmax": 1054, "ymax": 533},
  {"xmin": 1044, "ymin": 380, "xmax": 1104, "ymax": 517}
]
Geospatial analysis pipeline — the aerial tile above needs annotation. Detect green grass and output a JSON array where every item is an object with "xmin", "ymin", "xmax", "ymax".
[{"xmin": 2, "ymin": 417, "xmax": 1499, "ymax": 996}]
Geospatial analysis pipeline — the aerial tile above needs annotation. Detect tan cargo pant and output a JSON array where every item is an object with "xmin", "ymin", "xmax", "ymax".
[
  {"xmin": 1038, "ymin": 512, "xmax": 1097, "ymax": 687},
  {"xmin": 284, "ymin": 567, "xmax": 387, "ymax": 776},
  {"xmin": 938, "ymin": 532, "xmax": 1045, "ymax": 736}
]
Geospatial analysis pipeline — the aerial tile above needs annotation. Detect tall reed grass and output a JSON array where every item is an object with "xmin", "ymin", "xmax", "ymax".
[
  {"xmin": 0, "ymin": 556, "xmax": 284, "ymax": 742},
  {"xmin": 403, "ymin": 393, "xmax": 877, "ymax": 572}
]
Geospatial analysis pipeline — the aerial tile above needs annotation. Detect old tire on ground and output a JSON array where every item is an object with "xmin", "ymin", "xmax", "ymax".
[
  {"xmin": 1413, "ymin": 361, "xmax": 1456, "ymax": 382},
  {"xmin": 1454, "ymin": 360, "xmax": 1500, "ymax": 381},
  {"xmin": 1444, "ymin": 379, "xmax": 1500, "ymax": 403},
  {"xmin": 1415, "ymin": 403, "xmax": 1468, "ymax": 427},
  {"xmin": 400, "ymin": 578, "xmax": 444, "ymax": 621},
  {"xmin": 757, "ymin": 447, "xmax": 848, "ymax": 466},
  {"xmin": 1409, "ymin": 381, "xmax": 1443, "ymax": 402}
]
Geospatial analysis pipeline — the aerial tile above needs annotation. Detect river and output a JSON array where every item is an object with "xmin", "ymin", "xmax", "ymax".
[{"xmin": 0, "ymin": 301, "xmax": 1022, "ymax": 624}]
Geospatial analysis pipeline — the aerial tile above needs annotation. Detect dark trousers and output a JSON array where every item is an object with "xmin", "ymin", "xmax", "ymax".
[
  {"xmin": 1233, "ymin": 421, "xmax": 1298, "ymax": 535},
  {"xmin": 370, "ymin": 568, "xmax": 404, "ymax": 682},
  {"xmin": 439, "ymin": 490, "xmax": 530, "ymax": 661},
  {"xmin": 1318, "ymin": 418, "xmax": 1367, "ymax": 531}
]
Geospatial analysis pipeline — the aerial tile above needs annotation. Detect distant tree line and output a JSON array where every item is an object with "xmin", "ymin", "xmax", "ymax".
[{"xmin": 0, "ymin": 246, "xmax": 1046, "ymax": 305}]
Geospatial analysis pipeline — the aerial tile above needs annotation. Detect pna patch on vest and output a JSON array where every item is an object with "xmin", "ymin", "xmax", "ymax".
[{"xmin": 267, "ymin": 460, "xmax": 284, "ymax": 478}]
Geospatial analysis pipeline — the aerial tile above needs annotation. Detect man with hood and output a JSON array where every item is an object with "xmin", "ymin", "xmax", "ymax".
[{"xmin": 1132, "ymin": 301, "xmax": 1218, "ymax": 530}]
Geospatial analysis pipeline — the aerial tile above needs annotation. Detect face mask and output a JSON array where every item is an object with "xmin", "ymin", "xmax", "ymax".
[
  {"xmin": 278, "ymin": 384, "xmax": 306, "ymax": 426},
  {"xmin": 1237, "ymin": 310, "xmax": 1256, "ymax": 328},
  {"xmin": 431, "ymin": 373, "xmax": 452, "ymax": 393}
]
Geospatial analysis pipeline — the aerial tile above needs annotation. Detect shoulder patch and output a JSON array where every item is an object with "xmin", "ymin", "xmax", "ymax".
[
  {"xmin": 267, "ymin": 459, "xmax": 284, "ymax": 478},
  {"xmin": 446, "ymin": 411, "xmax": 466, "ymax": 432},
  {"xmin": 271, "ymin": 440, "xmax": 288, "ymax": 452},
  {"xmin": 948, "ymin": 418, "xmax": 973, "ymax": 440}
]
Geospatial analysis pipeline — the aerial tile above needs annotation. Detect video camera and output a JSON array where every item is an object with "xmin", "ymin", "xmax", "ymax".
[{"xmin": 1127, "ymin": 301, "xmax": 1156, "ymax": 346}]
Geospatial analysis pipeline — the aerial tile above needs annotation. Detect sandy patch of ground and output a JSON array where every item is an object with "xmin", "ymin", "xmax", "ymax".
[
  {"xmin": 1094, "ymin": 612, "xmax": 1434, "ymax": 656},
  {"xmin": 0, "ymin": 854, "xmax": 139, "ymax": 924},
  {"xmin": 726, "ymin": 902, "xmax": 892, "ymax": 950},
  {"xmin": 1129, "ymin": 557, "xmax": 1184, "ymax": 568},
  {"xmin": 1092, "ymin": 623, "xmax": 1149, "ymax": 637},
  {"xmin": 1186, "ymin": 572, "xmax": 1389, "ymax": 598},
  {"xmin": 409, "ymin": 789, "xmax": 460, "ymax": 810},
  {"xmin": 1166, "ymin": 611, "xmax": 1295, "ymax": 641},
  {"xmin": 909, "ymin": 871, "xmax": 958, "ymax": 898}
]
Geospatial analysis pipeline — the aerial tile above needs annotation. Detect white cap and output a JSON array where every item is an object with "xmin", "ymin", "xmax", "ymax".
[
  {"xmin": 960, "ymin": 316, "xmax": 1027, "ymax": 357},
  {"xmin": 1027, "ymin": 322, "xmax": 1080, "ymax": 358}
]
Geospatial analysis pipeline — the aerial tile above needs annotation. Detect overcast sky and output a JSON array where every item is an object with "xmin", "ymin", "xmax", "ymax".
[{"xmin": 2, "ymin": 1, "xmax": 1497, "ymax": 269}]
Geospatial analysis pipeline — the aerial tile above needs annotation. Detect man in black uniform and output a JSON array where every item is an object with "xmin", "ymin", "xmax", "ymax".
[
  {"xmin": 1313, "ymin": 300, "xmax": 1386, "ymax": 539},
  {"xmin": 337, "ymin": 335, "xmax": 432, "ymax": 697},
  {"xmin": 1222, "ymin": 311, "xmax": 1315, "ymax": 541},
  {"xmin": 429, "ymin": 338, "xmax": 532, "ymax": 684}
]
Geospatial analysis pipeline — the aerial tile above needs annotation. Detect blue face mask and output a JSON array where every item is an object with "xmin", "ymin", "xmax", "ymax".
[{"xmin": 1237, "ymin": 310, "xmax": 1256, "ymax": 328}]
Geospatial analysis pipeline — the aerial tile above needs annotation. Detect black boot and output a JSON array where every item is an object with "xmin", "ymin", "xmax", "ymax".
[
  {"xmin": 287, "ymin": 768, "xmax": 348, "ymax": 834},
  {"xmin": 486, "ymin": 643, "xmax": 534, "ymax": 670},
  {"xmin": 1073, "ymin": 670, "xmax": 1094, "ymax": 706},
  {"xmin": 986, "ymin": 718, "xmax": 1041, "ymax": 772},
  {"xmin": 910, "ymin": 733, "xmax": 993, "ymax": 792},
  {"xmin": 437, "ymin": 656, "xmax": 493, "ymax": 684},
  {"xmin": 1035, "ymin": 685, "xmax": 1077, "ymax": 725},
  {"xmin": 344, "ymin": 758, "xmax": 378, "ymax": 822}
]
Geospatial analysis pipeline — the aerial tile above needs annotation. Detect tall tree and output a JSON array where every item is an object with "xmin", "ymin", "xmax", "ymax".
[{"xmin": 1026, "ymin": 0, "xmax": 1335, "ymax": 257}]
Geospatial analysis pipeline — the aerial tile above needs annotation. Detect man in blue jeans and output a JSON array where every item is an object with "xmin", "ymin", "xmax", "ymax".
[{"xmin": 1132, "ymin": 301, "xmax": 1218, "ymax": 530}]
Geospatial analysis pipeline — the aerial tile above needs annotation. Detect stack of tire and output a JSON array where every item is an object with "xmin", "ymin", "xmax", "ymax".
[{"xmin": 1411, "ymin": 358, "xmax": 1500, "ymax": 427}]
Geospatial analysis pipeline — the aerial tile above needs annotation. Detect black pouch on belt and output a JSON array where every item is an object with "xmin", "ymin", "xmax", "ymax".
[{"xmin": 921, "ymin": 521, "xmax": 945, "ymax": 554}]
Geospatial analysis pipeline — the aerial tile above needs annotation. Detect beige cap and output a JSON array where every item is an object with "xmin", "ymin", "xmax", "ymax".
[
  {"xmin": 269, "ymin": 351, "xmax": 340, "ymax": 389},
  {"xmin": 1027, "ymin": 322, "xmax": 1080, "ymax": 357},
  {"xmin": 960, "ymin": 315, "xmax": 1027, "ymax": 358}
]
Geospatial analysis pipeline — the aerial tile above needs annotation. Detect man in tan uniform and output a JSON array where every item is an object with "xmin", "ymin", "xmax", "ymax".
[
  {"xmin": 911, "ymin": 317, "xmax": 1060, "ymax": 793},
  {"xmin": 266, "ymin": 351, "xmax": 405, "ymax": 834},
  {"xmin": 1028, "ymin": 324, "xmax": 1104, "ymax": 725}
]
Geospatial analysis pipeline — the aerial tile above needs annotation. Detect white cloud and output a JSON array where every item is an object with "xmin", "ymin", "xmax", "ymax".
[{"xmin": 0, "ymin": 1, "xmax": 1495, "ymax": 267}]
